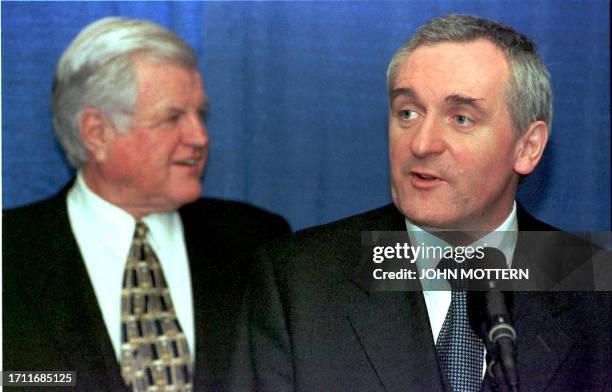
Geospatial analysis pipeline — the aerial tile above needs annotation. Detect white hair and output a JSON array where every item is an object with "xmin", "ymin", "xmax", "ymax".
[{"xmin": 52, "ymin": 17, "xmax": 198, "ymax": 167}]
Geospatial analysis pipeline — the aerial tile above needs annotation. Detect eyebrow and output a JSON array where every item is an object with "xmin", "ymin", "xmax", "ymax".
[
  {"xmin": 445, "ymin": 94, "xmax": 486, "ymax": 113},
  {"xmin": 390, "ymin": 87, "xmax": 427, "ymax": 113},
  {"xmin": 390, "ymin": 87, "xmax": 420, "ymax": 102},
  {"xmin": 162, "ymin": 101, "xmax": 209, "ymax": 116},
  {"xmin": 391, "ymin": 88, "xmax": 487, "ymax": 114}
]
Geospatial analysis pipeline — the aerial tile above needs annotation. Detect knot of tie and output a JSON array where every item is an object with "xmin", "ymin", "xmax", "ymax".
[
  {"xmin": 134, "ymin": 221, "xmax": 148, "ymax": 240},
  {"xmin": 436, "ymin": 256, "xmax": 470, "ymax": 290}
]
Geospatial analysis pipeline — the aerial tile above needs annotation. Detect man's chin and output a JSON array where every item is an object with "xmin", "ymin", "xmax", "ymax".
[
  {"xmin": 172, "ymin": 184, "xmax": 203, "ymax": 206},
  {"xmin": 394, "ymin": 200, "xmax": 458, "ymax": 230}
]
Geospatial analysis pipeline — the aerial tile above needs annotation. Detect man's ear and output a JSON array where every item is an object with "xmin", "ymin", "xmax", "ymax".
[
  {"xmin": 514, "ymin": 120, "xmax": 548, "ymax": 176},
  {"xmin": 79, "ymin": 108, "xmax": 114, "ymax": 162}
]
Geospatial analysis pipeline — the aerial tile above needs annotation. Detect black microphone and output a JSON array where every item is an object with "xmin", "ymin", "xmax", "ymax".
[{"xmin": 467, "ymin": 247, "xmax": 519, "ymax": 392}]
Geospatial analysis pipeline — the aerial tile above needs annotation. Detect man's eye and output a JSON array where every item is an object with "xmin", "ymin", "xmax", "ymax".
[
  {"xmin": 159, "ymin": 114, "xmax": 182, "ymax": 127},
  {"xmin": 198, "ymin": 109, "xmax": 208, "ymax": 122},
  {"xmin": 167, "ymin": 115, "xmax": 181, "ymax": 123},
  {"xmin": 398, "ymin": 110, "xmax": 418, "ymax": 121},
  {"xmin": 454, "ymin": 114, "xmax": 474, "ymax": 126}
]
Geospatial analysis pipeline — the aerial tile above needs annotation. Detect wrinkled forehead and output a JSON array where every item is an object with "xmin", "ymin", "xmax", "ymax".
[
  {"xmin": 130, "ymin": 56, "xmax": 207, "ymax": 114},
  {"xmin": 394, "ymin": 39, "xmax": 511, "ymax": 104},
  {"xmin": 131, "ymin": 54, "xmax": 203, "ymax": 86}
]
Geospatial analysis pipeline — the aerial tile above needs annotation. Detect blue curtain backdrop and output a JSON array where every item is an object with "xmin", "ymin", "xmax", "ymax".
[{"xmin": 2, "ymin": 1, "xmax": 610, "ymax": 231}]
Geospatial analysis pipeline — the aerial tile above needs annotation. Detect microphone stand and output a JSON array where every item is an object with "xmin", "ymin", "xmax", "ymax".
[
  {"xmin": 481, "ymin": 289, "xmax": 519, "ymax": 392},
  {"xmin": 466, "ymin": 248, "xmax": 520, "ymax": 392}
]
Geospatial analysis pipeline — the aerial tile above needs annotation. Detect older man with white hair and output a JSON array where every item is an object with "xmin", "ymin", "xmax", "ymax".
[{"xmin": 3, "ymin": 17, "xmax": 289, "ymax": 391}]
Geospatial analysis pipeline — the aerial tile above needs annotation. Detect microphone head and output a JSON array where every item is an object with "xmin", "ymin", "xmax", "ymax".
[
  {"xmin": 467, "ymin": 247, "xmax": 513, "ymax": 338},
  {"xmin": 469, "ymin": 247, "xmax": 507, "ymax": 291},
  {"xmin": 480, "ymin": 247, "xmax": 506, "ymax": 267}
]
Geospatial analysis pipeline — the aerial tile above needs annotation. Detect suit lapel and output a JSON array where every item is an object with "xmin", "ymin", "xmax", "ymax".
[
  {"xmin": 347, "ymin": 290, "xmax": 445, "ymax": 392},
  {"xmin": 27, "ymin": 193, "xmax": 127, "ymax": 391},
  {"xmin": 491, "ymin": 206, "xmax": 578, "ymax": 392},
  {"xmin": 180, "ymin": 200, "xmax": 248, "ymax": 390},
  {"xmin": 343, "ymin": 205, "xmax": 445, "ymax": 392},
  {"xmin": 508, "ymin": 292, "xmax": 577, "ymax": 392},
  {"xmin": 502, "ymin": 242, "xmax": 576, "ymax": 392},
  {"xmin": 181, "ymin": 209, "xmax": 209, "ymax": 388}
]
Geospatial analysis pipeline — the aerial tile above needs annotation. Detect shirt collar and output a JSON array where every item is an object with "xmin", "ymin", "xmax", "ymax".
[
  {"xmin": 70, "ymin": 171, "xmax": 180, "ymax": 247},
  {"xmin": 405, "ymin": 201, "xmax": 518, "ymax": 268}
]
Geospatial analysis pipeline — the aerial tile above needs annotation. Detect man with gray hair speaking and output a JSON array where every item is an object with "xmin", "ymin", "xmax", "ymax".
[
  {"xmin": 3, "ymin": 17, "xmax": 290, "ymax": 391},
  {"xmin": 244, "ymin": 15, "xmax": 610, "ymax": 391}
]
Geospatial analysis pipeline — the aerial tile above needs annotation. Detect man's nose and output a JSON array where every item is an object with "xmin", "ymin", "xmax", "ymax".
[
  {"xmin": 183, "ymin": 113, "xmax": 209, "ymax": 148},
  {"xmin": 410, "ymin": 115, "xmax": 446, "ymax": 158}
]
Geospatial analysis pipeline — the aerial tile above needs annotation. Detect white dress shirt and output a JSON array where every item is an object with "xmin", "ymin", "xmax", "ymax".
[
  {"xmin": 405, "ymin": 202, "xmax": 518, "ymax": 375},
  {"xmin": 67, "ymin": 172, "xmax": 195, "ymax": 362}
]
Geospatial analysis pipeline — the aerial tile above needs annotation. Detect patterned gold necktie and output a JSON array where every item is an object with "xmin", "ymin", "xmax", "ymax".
[{"xmin": 120, "ymin": 221, "xmax": 192, "ymax": 391}]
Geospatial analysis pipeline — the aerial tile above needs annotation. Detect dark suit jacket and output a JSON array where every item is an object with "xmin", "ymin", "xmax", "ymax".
[
  {"xmin": 246, "ymin": 204, "xmax": 611, "ymax": 392},
  {"xmin": 3, "ymin": 186, "xmax": 290, "ymax": 391}
]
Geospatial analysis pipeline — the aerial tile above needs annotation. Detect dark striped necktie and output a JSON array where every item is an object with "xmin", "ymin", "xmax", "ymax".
[{"xmin": 120, "ymin": 221, "xmax": 192, "ymax": 391}]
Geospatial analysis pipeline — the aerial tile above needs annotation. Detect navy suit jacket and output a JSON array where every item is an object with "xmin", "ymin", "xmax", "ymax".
[
  {"xmin": 3, "ymin": 186, "xmax": 290, "ymax": 391},
  {"xmin": 246, "ymin": 204, "xmax": 611, "ymax": 392}
]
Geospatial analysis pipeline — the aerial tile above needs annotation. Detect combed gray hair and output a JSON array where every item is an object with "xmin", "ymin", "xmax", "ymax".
[
  {"xmin": 52, "ymin": 17, "xmax": 198, "ymax": 167},
  {"xmin": 386, "ymin": 14, "xmax": 553, "ymax": 135}
]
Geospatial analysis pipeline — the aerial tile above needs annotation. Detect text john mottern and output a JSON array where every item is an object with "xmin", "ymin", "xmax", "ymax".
[{"xmin": 371, "ymin": 243, "xmax": 529, "ymax": 281}]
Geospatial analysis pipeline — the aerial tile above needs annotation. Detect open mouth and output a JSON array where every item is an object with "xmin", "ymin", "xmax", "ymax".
[
  {"xmin": 410, "ymin": 170, "xmax": 443, "ymax": 188},
  {"xmin": 414, "ymin": 173, "xmax": 437, "ymax": 180},
  {"xmin": 175, "ymin": 158, "xmax": 201, "ymax": 167}
]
